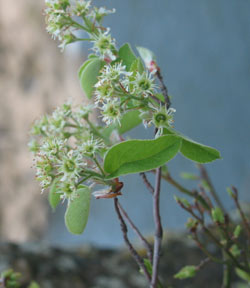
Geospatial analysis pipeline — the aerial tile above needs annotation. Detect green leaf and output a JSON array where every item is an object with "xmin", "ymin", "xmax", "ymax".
[
  {"xmin": 174, "ymin": 196, "xmax": 191, "ymax": 209},
  {"xmin": 28, "ymin": 282, "xmax": 40, "ymax": 288},
  {"xmin": 79, "ymin": 58, "xmax": 104, "ymax": 99},
  {"xmin": 136, "ymin": 46, "xmax": 156, "ymax": 65},
  {"xmin": 236, "ymin": 268, "xmax": 250, "ymax": 283},
  {"xmin": 78, "ymin": 59, "xmax": 92, "ymax": 79},
  {"xmin": 233, "ymin": 225, "xmax": 242, "ymax": 238},
  {"xmin": 180, "ymin": 172, "xmax": 199, "ymax": 180},
  {"xmin": 118, "ymin": 110, "xmax": 142, "ymax": 134},
  {"xmin": 130, "ymin": 58, "xmax": 144, "ymax": 73},
  {"xmin": 230, "ymin": 244, "xmax": 241, "ymax": 257},
  {"xmin": 104, "ymin": 135, "xmax": 181, "ymax": 179},
  {"xmin": 164, "ymin": 127, "xmax": 221, "ymax": 163},
  {"xmin": 65, "ymin": 186, "xmax": 91, "ymax": 235},
  {"xmin": 211, "ymin": 207, "xmax": 225, "ymax": 224},
  {"xmin": 48, "ymin": 179, "xmax": 61, "ymax": 211},
  {"xmin": 102, "ymin": 110, "xmax": 142, "ymax": 138},
  {"xmin": 181, "ymin": 138, "xmax": 221, "ymax": 163},
  {"xmin": 174, "ymin": 265, "xmax": 197, "ymax": 279},
  {"xmin": 118, "ymin": 43, "xmax": 137, "ymax": 71}
]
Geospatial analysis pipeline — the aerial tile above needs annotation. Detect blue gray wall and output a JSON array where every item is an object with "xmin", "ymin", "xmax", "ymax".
[{"xmin": 45, "ymin": 0, "xmax": 250, "ymax": 247}]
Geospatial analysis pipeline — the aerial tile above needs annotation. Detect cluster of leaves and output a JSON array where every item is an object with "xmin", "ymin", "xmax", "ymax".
[{"xmin": 0, "ymin": 269, "xmax": 39, "ymax": 288}]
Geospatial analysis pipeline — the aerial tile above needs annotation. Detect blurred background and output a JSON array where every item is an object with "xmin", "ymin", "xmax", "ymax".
[{"xmin": 0, "ymin": 0, "xmax": 250, "ymax": 248}]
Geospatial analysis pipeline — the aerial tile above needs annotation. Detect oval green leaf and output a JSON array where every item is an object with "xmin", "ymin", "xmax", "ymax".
[
  {"xmin": 79, "ymin": 58, "xmax": 104, "ymax": 99},
  {"xmin": 118, "ymin": 110, "xmax": 142, "ymax": 134},
  {"xmin": 48, "ymin": 179, "xmax": 61, "ymax": 211},
  {"xmin": 102, "ymin": 110, "xmax": 142, "ymax": 138},
  {"xmin": 119, "ymin": 43, "xmax": 137, "ymax": 71},
  {"xmin": 164, "ymin": 127, "xmax": 221, "ymax": 163},
  {"xmin": 130, "ymin": 58, "xmax": 144, "ymax": 73},
  {"xmin": 104, "ymin": 135, "xmax": 181, "ymax": 179},
  {"xmin": 65, "ymin": 186, "xmax": 91, "ymax": 235},
  {"xmin": 181, "ymin": 138, "xmax": 221, "ymax": 163},
  {"xmin": 78, "ymin": 59, "xmax": 92, "ymax": 79},
  {"xmin": 136, "ymin": 46, "xmax": 156, "ymax": 66}
]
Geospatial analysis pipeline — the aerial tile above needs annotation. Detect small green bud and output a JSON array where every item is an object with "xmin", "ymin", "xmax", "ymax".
[
  {"xmin": 227, "ymin": 187, "xmax": 235, "ymax": 198},
  {"xmin": 233, "ymin": 225, "xmax": 242, "ymax": 238},
  {"xmin": 230, "ymin": 244, "xmax": 241, "ymax": 257},
  {"xmin": 174, "ymin": 196, "xmax": 191, "ymax": 209},
  {"xmin": 174, "ymin": 265, "xmax": 196, "ymax": 279},
  {"xmin": 180, "ymin": 172, "xmax": 199, "ymax": 180},
  {"xmin": 211, "ymin": 207, "xmax": 225, "ymax": 224},
  {"xmin": 186, "ymin": 218, "xmax": 198, "ymax": 230}
]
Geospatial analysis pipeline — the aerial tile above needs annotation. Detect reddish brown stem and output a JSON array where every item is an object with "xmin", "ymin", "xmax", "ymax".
[
  {"xmin": 113, "ymin": 198, "xmax": 152, "ymax": 284},
  {"xmin": 151, "ymin": 167, "xmax": 163, "ymax": 288},
  {"xmin": 117, "ymin": 201, "xmax": 153, "ymax": 263},
  {"xmin": 140, "ymin": 172, "xmax": 154, "ymax": 194}
]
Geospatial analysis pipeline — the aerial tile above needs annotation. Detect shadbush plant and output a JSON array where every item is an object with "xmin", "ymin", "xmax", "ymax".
[{"xmin": 27, "ymin": 1, "xmax": 250, "ymax": 287}]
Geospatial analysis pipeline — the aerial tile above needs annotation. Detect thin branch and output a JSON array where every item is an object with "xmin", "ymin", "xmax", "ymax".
[
  {"xmin": 151, "ymin": 167, "xmax": 163, "ymax": 288},
  {"xmin": 193, "ymin": 233, "xmax": 225, "ymax": 264},
  {"xmin": 113, "ymin": 198, "xmax": 152, "ymax": 284},
  {"xmin": 179, "ymin": 203, "xmax": 247, "ymax": 272},
  {"xmin": 117, "ymin": 201, "xmax": 153, "ymax": 263},
  {"xmin": 231, "ymin": 186, "xmax": 250, "ymax": 241},
  {"xmin": 196, "ymin": 257, "xmax": 211, "ymax": 271},
  {"xmin": 198, "ymin": 164, "xmax": 226, "ymax": 214},
  {"xmin": 155, "ymin": 69, "xmax": 171, "ymax": 109},
  {"xmin": 140, "ymin": 172, "xmax": 154, "ymax": 194},
  {"xmin": 162, "ymin": 172, "xmax": 194, "ymax": 197}
]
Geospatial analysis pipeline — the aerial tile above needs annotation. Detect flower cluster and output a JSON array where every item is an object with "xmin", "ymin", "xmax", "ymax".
[
  {"xmin": 38, "ymin": 0, "xmax": 177, "ymax": 202},
  {"xmin": 94, "ymin": 61, "xmax": 176, "ymax": 131},
  {"xmin": 45, "ymin": 0, "xmax": 115, "ymax": 52},
  {"xmin": 30, "ymin": 102, "xmax": 107, "ymax": 199}
]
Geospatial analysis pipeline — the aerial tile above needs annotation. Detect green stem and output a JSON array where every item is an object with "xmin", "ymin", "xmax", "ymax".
[
  {"xmin": 70, "ymin": 18, "xmax": 90, "ymax": 32},
  {"xmin": 85, "ymin": 118, "xmax": 110, "ymax": 144},
  {"xmin": 162, "ymin": 172, "xmax": 194, "ymax": 197},
  {"xmin": 77, "ymin": 175, "xmax": 92, "ymax": 186},
  {"xmin": 81, "ymin": 168, "xmax": 103, "ymax": 180},
  {"xmin": 93, "ymin": 157, "xmax": 105, "ymax": 176},
  {"xmin": 222, "ymin": 256, "xmax": 232, "ymax": 288},
  {"xmin": 198, "ymin": 164, "xmax": 226, "ymax": 214}
]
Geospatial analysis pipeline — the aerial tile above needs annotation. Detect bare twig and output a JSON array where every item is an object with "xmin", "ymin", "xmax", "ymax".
[
  {"xmin": 151, "ymin": 167, "xmax": 163, "ymax": 288},
  {"xmin": 178, "ymin": 202, "xmax": 247, "ymax": 272},
  {"xmin": 117, "ymin": 201, "xmax": 153, "ymax": 263},
  {"xmin": 198, "ymin": 164, "xmax": 226, "ymax": 214},
  {"xmin": 140, "ymin": 172, "xmax": 154, "ymax": 194},
  {"xmin": 113, "ymin": 198, "xmax": 152, "ymax": 283},
  {"xmin": 196, "ymin": 257, "xmax": 211, "ymax": 270},
  {"xmin": 231, "ymin": 186, "xmax": 250, "ymax": 241},
  {"xmin": 161, "ymin": 171, "xmax": 194, "ymax": 197},
  {"xmin": 156, "ymin": 69, "xmax": 171, "ymax": 109}
]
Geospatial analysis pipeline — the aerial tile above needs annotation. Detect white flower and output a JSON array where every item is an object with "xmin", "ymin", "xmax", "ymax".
[
  {"xmin": 92, "ymin": 29, "xmax": 116, "ymax": 60},
  {"xmin": 73, "ymin": 0, "xmax": 91, "ymax": 17},
  {"xmin": 132, "ymin": 71, "xmax": 157, "ymax": 97},
  {"xmin": 91, "ymin": 6, "xmax": 116, "ymax": 22},
  {"xmin": 58, "ymin": 150, "xmax": 85, "ymax": 182},
  {"xmin": 100, "ymin": 100, "xmax": 121, "ymax": 126},
  {"xmin": 152, "ymin": 106, "xmax": 176, "ymax": 128},
  {"xmin": 40, "ymin": 138, "xmax": 66, "ymax": 160},
  {"xmin": 79, "ymin": 136, "xmax": 104, "ymax": 157},
  {"xmin": 94, "ymin": 80, "xmax": 115, "ymax": 104}
]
